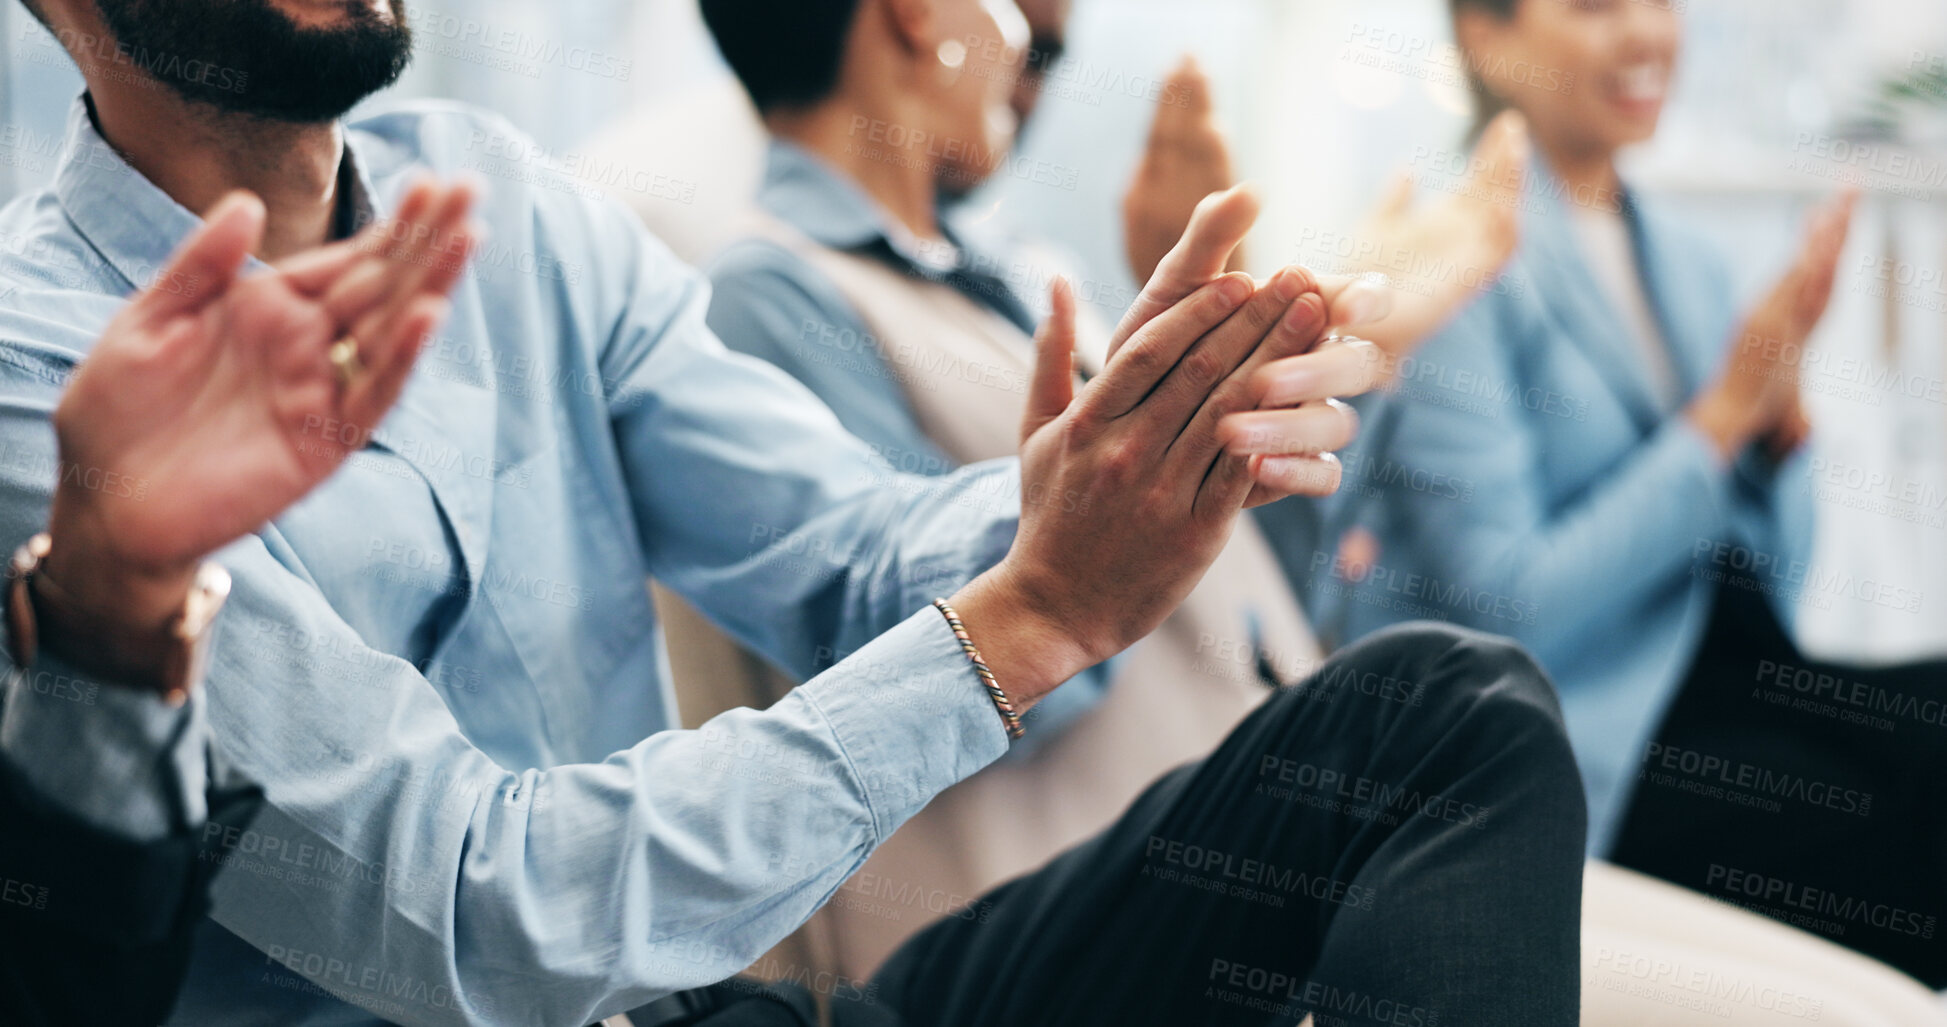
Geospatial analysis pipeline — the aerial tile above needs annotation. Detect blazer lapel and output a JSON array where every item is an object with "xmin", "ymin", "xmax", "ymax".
[{"xmin": 1521, "ymin": 180, "xmax": 1667, "ymax": 435}]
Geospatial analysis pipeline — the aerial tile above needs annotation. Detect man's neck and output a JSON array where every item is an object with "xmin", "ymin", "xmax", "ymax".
[
  {"xmin": 86, "ymin": 80, "xmax": 345, "ymax": 262},
  {"xmin": 769, "ymin": 95, "xmax": 945, "ymax": 245}
]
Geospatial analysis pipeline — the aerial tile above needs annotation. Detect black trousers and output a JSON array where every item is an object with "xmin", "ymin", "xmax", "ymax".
[
  {"xmin": 648, "ymin": 623, "xmax": 1587, "ymax": 1027},
  {"xmin": 1612, "ymin": 576, "xmax": 1947, "ymax": 987}
]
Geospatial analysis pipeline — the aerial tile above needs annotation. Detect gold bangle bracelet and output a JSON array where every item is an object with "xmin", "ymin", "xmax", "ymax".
[{"xmin": 932, "ymin": 598, "xmax": 1025, "ymax": 741}]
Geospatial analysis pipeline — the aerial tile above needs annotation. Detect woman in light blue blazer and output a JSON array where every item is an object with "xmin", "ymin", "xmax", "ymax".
[{"xmin": 1308, "ymin": 0, "xmax": 1947, "ymax": 986}]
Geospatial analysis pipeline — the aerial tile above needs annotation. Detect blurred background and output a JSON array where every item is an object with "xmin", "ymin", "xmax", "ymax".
[{"xmin": 4, "ymin": 0, "xmax": 1944, "ymax": 662}]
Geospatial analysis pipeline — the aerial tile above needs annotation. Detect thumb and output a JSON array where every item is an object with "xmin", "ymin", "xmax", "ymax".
[
  {"xmin": 132, "ymin": 191, "xmax": 264, "ymax": 324},
  {"xmin": 1024, "ymin": 277, "xmax": 1078, "ymax": 440}
]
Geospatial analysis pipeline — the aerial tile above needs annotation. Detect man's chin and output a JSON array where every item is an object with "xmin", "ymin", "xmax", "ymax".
[{"xmin": 93, "ymin": 0, "xmax": 411, "ymax": 124}]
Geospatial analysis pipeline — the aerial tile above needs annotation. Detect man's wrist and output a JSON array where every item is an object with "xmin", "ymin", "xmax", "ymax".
[
  {"xmin": 43, "ymin": 491, "xmax": 200, "ymax": 634},
  {"xmin": 948, "ymin": 565, "xmax": 1099, "ymax": 709},
  {"xmin": 31, "ymin": 519, "xmax": 200, "ymax": 688}
]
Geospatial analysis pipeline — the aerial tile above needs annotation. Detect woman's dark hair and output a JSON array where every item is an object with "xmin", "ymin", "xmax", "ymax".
[
  {"xmin": 700, "ymin": 0, "xmax": 865, "ymax": 115},
  {"xmin": 1451, "ymin": 0, "xmax": 1520, "ymax": 140}
]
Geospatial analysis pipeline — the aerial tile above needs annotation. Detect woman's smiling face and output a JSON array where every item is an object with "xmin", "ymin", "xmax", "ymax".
[{"xmin": 1460, "ymin": 0, "xmax": 1683, "ymax": 157}]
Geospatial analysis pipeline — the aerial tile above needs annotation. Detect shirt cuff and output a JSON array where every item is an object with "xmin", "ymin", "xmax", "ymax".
[
  {"xmin": 800, "ymin": 606, "xmax": 1011, "ymax": 844},
  {"xmin": 0, "ymin": 647, "xmax": 208, "ymax": 842}
]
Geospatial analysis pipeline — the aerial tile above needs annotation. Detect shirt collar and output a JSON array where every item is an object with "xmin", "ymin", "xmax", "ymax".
[
  {"xmin": 52, "ymin": 93, "xmax": 381, "ymax": 293},
  {"xmin": 758, "ymin": 138, "xmax": 980, "ymax": 273}
]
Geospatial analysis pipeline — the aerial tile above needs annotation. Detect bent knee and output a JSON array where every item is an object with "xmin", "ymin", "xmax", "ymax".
[{"xmin": 1355, "ymin": 622, "xmax": 1558, "ymax": 713}]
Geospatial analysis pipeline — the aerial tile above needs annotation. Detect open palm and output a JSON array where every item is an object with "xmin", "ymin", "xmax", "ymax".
[
  {"xmin": 1350, "ymin": 109, "xmax": 1529, "ymax": 365},
  {"xmin": 50, "ymin": 180, "xmax": 478, "ymax": 576}
]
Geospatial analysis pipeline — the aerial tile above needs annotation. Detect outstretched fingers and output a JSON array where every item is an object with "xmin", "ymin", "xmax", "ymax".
[
  {"xmin": 1084, "ymin": 273, "xmax": 1253, "ymax": 422},
  {"xmin": 340, "ymin": 216, "xmax": 478, "ymax": 422},
  {"xmin": 341, "ymin": 292, "xmax": 452, "ymax": 430},
  {"xmin": 318, "ymin": 178, "xmax": 460, "ymax": 331},
  {"xmin": 132, "ymin": 191, "xmax": 265, "ymax": 326}
]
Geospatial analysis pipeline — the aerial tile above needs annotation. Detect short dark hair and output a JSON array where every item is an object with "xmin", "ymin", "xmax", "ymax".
[
  {"xmin": 1450, "ymin": 0, "xmax": 1521, "ymax": 139},
  {"xmin": 699, "ymin": 0, "xmax": 863, "ymax": 114}
]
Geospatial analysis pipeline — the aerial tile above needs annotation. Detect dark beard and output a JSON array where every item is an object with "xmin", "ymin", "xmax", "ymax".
[{"xmin": 92, "ymin": 0, "xmax": 413, "ymax": 123}]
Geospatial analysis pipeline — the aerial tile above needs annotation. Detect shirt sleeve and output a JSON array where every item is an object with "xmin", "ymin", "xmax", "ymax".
[
  {"xmin": 595, "ymin": 214, "xmax": 1022, "ymax": 681},
  {"xmin": 0, "ymin": 491, "xmax": 1013, "ymax": 1026},
  {"xmin": 0, "ymin": 378, "xmax": 210, "ymax": 844},
  {"xmin": 0, "ymin": 654, "xmax": 208, "ymax": 842},
  {"xmin": 196, "ymin": 537, "xmax": 1007, "ymax": 1026}
]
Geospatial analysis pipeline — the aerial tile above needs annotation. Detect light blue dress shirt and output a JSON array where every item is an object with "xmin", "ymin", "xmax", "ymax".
[
  {"xmin": 1301, "ymin": 163, "xmax": 1812, "ymax": 853},
  {"xmin": 0, "ymin": 96, "xmax": 1020, "ymax": 1026}
]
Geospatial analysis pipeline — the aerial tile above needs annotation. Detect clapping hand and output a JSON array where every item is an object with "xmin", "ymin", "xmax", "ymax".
[{"xmin": 45, "ymin": 178, "xmax": 479, "ymax": 651}]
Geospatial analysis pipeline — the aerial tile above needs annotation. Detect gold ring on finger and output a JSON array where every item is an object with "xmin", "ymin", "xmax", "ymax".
[{"xmin": 328, "ymin": 336, "xmax": 366, "ymax": 389}]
